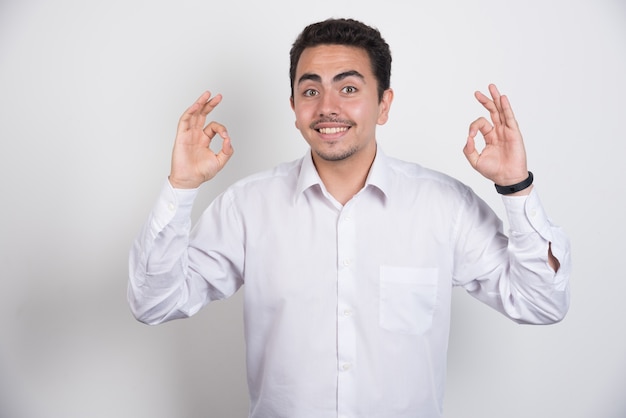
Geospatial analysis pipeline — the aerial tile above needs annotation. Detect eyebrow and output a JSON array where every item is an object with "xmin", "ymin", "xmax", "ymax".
[{"xmin": 297, "ymin": 70, "xmax": 365, "ymax": 86}]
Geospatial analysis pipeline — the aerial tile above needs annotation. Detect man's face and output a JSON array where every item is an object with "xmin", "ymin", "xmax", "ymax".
[{"xmin": 290, "ymin": 44, "xmax": 393, "ymax": 164}]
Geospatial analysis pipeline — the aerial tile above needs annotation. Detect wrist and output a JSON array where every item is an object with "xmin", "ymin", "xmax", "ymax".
[
  {"xmin": 168, "ymin": 175, "xmax": 202, "ymax": 190},
  {"xmin": 494, "ymin": 171, "xmax": 533, "ymax": 195}
]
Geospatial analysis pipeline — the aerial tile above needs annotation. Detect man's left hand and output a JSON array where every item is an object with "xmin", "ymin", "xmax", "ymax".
[{"xmin": 463, "ymin": 84, "xmax": 531, "ymax": 193}]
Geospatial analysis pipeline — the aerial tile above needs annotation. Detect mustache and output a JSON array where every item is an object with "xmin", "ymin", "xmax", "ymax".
[{"xmin": 309, "ymin": 117, "xmax": 354, "ymax": 129}]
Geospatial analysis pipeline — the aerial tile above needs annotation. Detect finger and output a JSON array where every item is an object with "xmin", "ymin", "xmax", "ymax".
[
  {"xmin": 205, "ymin": 136, "xmax": 235, "ymax": 180},
  {"xmin": 179, "ymin": 92, "xmax": 224, "ymax": 132},
  {"xmin": 468, "ymin": 117, "xmax": 495, "ymax": 144},
  {"xmin": 198, "ymin": 94, "xmax": 223, "ymax": 118},
  {"xmin": 215, "ymin": 136, "xmax": 235, "ymax": 168},
  {"xmin": 488, "ymin": 84, "xmax": 507, "ymax": 125},
  {"xmin": 192, "ymin": 93, "xmax": 223, "ymax": 130},
  {"xmin": 178, "ymin": 91, "xmax": 213, "ymax": 132},
  {"xmin": 499, "ymin": 94, "xmax": 519, "ymax": 129},
  {"xmin": 462, "ymin": 134, "xmax": 480, "ymax": 169},
  {"xmin": 474, "ymin": 89, "xmax": 502, "ymax": 128},
  {"xmin": 203, "ymin": 121, "xmax": 229, "ymax": 141}
]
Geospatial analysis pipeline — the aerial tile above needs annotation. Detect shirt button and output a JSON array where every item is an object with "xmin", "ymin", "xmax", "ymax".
[
  {"xmin": 167, "ymin": 202, "xmax": 175, "ymax": 211},
  {"xmin": 343, "ymin": 309, "xmax": 353, "ymax": 317},
  {"xmin": 529, "ymin": 209, "xmax": 537, "ymax": 217},
  {"xmin": 342, "ymin": 259, "xmax": 351, "ymax": 267},
  {"xmin": 341, "ymin": 363, "xmax": 352, "ymax": 371}
]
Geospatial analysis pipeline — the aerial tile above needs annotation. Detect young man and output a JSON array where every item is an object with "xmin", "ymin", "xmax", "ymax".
[{"xmin": 129, "ymin": 18, "xmax": 570, "ymax": 418}]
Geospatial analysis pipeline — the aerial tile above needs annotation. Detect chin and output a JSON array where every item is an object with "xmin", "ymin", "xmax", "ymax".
[{"xmin": 314, "ymin": 146, "xmax": 358, "ymax": 162}]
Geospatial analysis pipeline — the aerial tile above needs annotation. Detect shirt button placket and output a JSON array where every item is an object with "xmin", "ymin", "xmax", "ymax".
[{"xmin": 336, "ymin": 206, "xmax": 357, "ymax": 417}]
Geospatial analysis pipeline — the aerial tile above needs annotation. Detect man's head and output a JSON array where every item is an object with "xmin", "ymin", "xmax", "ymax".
[
  {"xmin": 288, "ymin": 19, "xmax": 394, "ymax": 166},
  {"xmin": 289, "ymin": 18, "xmax": 392, "ymax": 102}
]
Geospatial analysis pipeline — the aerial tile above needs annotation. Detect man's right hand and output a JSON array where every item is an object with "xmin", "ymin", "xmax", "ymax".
[{"xmin": 168, "ymin": 91, "xmax": 234, "ymax": 189}]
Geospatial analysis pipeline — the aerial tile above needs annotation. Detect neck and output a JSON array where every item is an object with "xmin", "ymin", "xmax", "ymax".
[{"xmin": 312, "ymin": 145, "xmax": 376, "ymax": 205}]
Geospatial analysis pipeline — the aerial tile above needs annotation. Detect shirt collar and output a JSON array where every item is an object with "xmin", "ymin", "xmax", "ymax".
[
  {"xmin": 295, "ymin": 150, "xmax": 322, "ymax": 199},
  {"xmin": 295, "ymin": 146, "xmax": 392, "ymax": 203},
  {"xmin": 364, "ymin": 147, "xmax": 392, "ymax": 200}
]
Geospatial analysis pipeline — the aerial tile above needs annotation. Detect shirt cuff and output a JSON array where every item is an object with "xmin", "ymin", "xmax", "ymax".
[
  {"xmin": 501, "ymin": 188, "xmax": 553, "ymax": 239},
  {"xmin": 152, "ymin": 179, "xmax": 200, "ymax": 230}
]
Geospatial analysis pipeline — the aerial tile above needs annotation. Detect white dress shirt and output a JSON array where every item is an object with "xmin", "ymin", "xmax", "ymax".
[{"xmin": 128, "ymin": 148, "xmax": 571, "ymax": 418}]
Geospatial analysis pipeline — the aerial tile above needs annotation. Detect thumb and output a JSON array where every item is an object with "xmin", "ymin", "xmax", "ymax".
[
  {"xmin": 463, "ymin": 135, "xmax": 480, "ymax": 169},
  {"xmin": 215, "ymin": 136, "xmax": 234, "ymax": 169}
]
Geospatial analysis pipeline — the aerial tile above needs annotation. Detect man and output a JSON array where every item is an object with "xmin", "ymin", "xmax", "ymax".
[{"xmin": 129, "ymin": 18, "xmax": 570, "ymax": 418}]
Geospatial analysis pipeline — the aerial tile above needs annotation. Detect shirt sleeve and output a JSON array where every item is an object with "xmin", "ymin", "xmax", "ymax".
[
  {"xmin": 128, "ymin": 180, "xmax": 244, "ymax": 325},
  {"xmin": 453, "ymin": 187, "xmax": 571, "ymax": 324}
]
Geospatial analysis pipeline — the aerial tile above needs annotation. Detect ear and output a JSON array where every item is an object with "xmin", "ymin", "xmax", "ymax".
[
  {"xmin": 290, "ymin": 96, "xmax": 299, "ymax": 129},
  {"xmin": 376, "ymin": 88, "xmax": 394, "ymax": 125}
]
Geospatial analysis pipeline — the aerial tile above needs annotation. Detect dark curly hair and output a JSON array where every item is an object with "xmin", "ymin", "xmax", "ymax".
[{"xmin": 289, "ymin": 18, "xmax": 392, "ymax": 102}]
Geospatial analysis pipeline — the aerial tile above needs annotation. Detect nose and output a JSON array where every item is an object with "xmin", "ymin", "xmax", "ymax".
[{"xmin": 318, "ymin": 91, "xmax": 340, "ymax": 118}]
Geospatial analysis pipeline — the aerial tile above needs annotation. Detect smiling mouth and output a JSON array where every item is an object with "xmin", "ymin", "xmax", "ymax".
[{"xmin": 317, "ymin": 127, "xmax": 350, "ymax": 134}]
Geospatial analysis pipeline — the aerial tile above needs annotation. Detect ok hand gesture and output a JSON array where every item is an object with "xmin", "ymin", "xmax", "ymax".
[
  {"xmin": 463, "ymin": 84, "xmax": 530, "ymax": 191},
  {"xmin": 169, "ymin": 91, "xmax": 234, "ymax": 189}
]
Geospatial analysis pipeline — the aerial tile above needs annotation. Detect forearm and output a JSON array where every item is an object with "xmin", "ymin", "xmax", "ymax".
[
  {"xmin": 504, "ymin": 225, "xmax": 571, "ymax": 324},
  {"xmin": 456, "ymin": 187, "xmax": 571, "ymax": 324},
  {"xmin": 128, "ymin": 181, "xmax": 200, "ymax": 324},
  {"xmin": 499, "ymin": 189, "xmax": 571, "ymax": 323}
]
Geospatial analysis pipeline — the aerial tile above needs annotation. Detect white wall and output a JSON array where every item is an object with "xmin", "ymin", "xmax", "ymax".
[{"xmin": 1, "ymin": 0, "xmax": 624, "ymax": 417}]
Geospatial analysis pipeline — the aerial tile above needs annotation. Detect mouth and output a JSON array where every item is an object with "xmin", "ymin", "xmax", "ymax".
[
  {"xmin": 312, "ymin": 118, "xmax": 353, "ymax": 136},
  {"xmin": 317, "ymin": 126, "xmax": 350, "ymax": 134}
]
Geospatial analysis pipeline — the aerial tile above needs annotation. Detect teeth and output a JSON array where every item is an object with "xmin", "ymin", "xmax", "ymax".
[{"xmin": 319, "ymin": 127, "xmax": 348, "ymax": 134}]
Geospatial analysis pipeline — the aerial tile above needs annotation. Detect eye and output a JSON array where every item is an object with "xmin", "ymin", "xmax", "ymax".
[
  {"xmin": 342, "ymin": 86, "xmax": 358, "ymax": 94},
  {"xmin": 303, "ymin": 89, "xmax": 319, "ymax": 97}
]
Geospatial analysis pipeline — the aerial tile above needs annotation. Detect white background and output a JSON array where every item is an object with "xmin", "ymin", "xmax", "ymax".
[{"xmin": 1, "ymin": 0, "xmax": 625, "ymax": 417}]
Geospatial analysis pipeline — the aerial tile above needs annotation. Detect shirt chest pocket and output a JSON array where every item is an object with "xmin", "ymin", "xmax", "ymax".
[{"xmin": 379, "ymin": 266, "xmax": 439, "ymax": 335}]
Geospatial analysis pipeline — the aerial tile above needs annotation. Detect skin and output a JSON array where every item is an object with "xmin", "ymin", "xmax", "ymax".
[
  {"xmin": 168, "ymin": 92, "xmax": 233, "ymax": 190},
  {"xmin": 167, "ymin": 44, "xmax": 558, "ymax": 271},
  {"xmin": 289, "ymin": 45, "xmax": 393, "ymax": 204},
  {"xmin": 464, "ymin": 84, "xmax": 531, "ymax": 193}
]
